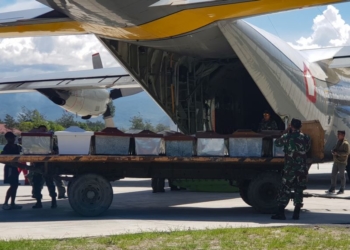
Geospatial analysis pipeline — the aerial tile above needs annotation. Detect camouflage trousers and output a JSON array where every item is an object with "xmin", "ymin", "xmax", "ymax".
[
  {"xmin": 277, "ymin": 166, "xmax": 308, "ymax": 207},
  {"xmin": 32, "ymin": 169, "xmax": 57, "ymax": 200}
]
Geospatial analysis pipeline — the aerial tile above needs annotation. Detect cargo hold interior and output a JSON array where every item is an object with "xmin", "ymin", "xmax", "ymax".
[
  {"xmin": 99, "ymin": 39, "xmax": 284, "ymax": 135},
  {"xmin": 174, "ymin": 58, "xmax": 285, "ymax": 135}
]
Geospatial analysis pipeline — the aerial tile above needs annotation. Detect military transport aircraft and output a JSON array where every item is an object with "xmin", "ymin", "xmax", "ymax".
[{"xmin": 0, "ymin": 0, "xmax": 350, "ymax": 154}]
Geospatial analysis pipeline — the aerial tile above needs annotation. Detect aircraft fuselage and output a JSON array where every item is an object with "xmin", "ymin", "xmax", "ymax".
[{"xmin": 219, "ymin": 20, "xmax": 350, "ymax": 153}]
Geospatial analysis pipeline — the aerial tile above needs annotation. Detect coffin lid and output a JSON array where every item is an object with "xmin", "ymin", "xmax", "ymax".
[
  {"xmin": 259, "ymin": 130, "xmax": 283, "ymax": 138},
  {"xmin": 163, "ymin": 132, "xmax": 195, "ymax": 141},
  {"xmin": 21, "ymin": 132, "xmax": 53, "ymax": 137},
  {"xmin": 55, "ymin": 126, "xmax": 94, "ymax": 135},
  {"xmin": 196, "ymin": 131, "xmax": 227, "ymax": 139},
  {"xmin": 134, "ymin": 130, "xmax": 163, "ymax": 138},
  {"xmin": 94, "ymin": 127, "xmax": 131, "ymax": 136},
  {"xmin": 229, "ymin": 129, "xmax": 265, "ymax": 138}
]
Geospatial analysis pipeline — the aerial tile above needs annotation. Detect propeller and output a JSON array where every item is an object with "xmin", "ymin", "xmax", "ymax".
[{"xmin": 93, "ymin": 53, "xmax": 143, "ymax": 128}]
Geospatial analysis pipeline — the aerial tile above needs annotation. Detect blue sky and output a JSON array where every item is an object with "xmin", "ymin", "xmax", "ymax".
[
  {"xmin": 0, "ymin": 1, "xmax": 350, "ymax": 129},
  {"xmin": 247, "ymin": 2, "xmax": 350, "ymax": 42}
]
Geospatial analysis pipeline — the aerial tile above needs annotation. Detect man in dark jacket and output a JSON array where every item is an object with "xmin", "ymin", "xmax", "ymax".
[{"xmin": 327, "ymin": 130, "xmax": 350, "ymax": 195}]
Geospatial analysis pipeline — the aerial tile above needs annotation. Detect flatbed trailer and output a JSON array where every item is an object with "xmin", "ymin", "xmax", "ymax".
[
  {"xmin": 0, "ymin": 155, "xmax": 286, "ymax": 216},
  {"xmin": 0, "ymin": 121, "xmax": 326, "ymax": 216}
]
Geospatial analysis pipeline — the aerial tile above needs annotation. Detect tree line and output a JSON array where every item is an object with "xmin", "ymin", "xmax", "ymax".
[{"xmin": 0, "ymin": 107, "xmax": 170, "ymax": 133}]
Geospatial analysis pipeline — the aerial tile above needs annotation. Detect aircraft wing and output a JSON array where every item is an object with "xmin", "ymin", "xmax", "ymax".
[
  {"xmin": 0, "ymin": 67, "xmax": 141, "ymax": 94},
  {"xmin": 299, "ymin": 46, "xmax": 350, "ymax": 68},
  {"xmin": 0, "ymin": 7, "xmax": 85, "ymax": 38},
  {"xmin": 0, "ymin": 7, "xmax": 57, "ymax": 24}
]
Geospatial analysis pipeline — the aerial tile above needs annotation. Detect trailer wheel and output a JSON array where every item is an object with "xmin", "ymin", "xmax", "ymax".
[
  {"xmin": 68, "ymin": 174, "xmax": 113, "ymax": 217},
  {"xmin": 247, "ymin": 172, "xmax": 281, "ymax": 214},
  {"xmin": 67, "ymin": 180, "xmax": 72, "ymax": 194},
  {"xmin": 239, "ymin": 181, "xmax": 251, "ymax": 206}
]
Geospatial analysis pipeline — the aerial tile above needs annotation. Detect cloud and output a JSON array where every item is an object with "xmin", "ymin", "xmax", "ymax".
[
  {"xmin": 289, "ymin": 5, "xmax": 350, "ymax": 49},
  {"xmin": 0, "ymin": 35, "xmax": 119, "ymax": 78},
  {"xmin": 0, "ymin": 0, "xmax": 173, "ymax": 129},
  {"xmin": 0, "ymin": 1, "xmax": 119, "ymax": 78},
  {"xmin": 0, "ymin": 0, "xmax": 44, "ymax": 13}
]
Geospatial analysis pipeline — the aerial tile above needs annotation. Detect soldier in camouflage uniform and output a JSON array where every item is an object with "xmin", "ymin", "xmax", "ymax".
[
  {"xmin": 30, "ymin": 125, "xmax": 58, "ymax": 209},
  {"xmin": 271, "ymin": 118, "xmax": 311, "ymax": 220},
  {"xmin": 258, "ymin": 110, "xmax": 278, "ymax": 131}
]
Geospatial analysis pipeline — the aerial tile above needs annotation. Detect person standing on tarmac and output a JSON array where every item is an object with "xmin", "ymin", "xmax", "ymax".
[
  {"xmin": 2, "ymin": 132, "xmax": 23, "ymax": 210},
  {"xmin": 327, "ymin": 130, "xmax": 349, "ymax": 195},
  {"xmin": 271, "ymin": 119, "xmax": 311, "ymax": 220},
  {"xmin": 31, "ymin": 125, "xmax": 59, "ymax": 209},
  {"xmin": 32, "ymin": 166, "xmax": 57, "ymax": 209},
  {"xmin": 17, "ymin": 137, "xmax": 30, "ymax": 185},
  {"xmin": 38, "ymin": 125, "xmax": 67, "ymax": 199}
]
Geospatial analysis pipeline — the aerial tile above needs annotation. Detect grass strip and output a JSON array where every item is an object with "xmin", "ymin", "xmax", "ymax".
[{"xmin": 1, "ymin": 226, "xmax": 350, "ymax": 250}]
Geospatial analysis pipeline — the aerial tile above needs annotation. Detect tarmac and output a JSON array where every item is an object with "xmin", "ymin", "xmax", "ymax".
[{"xmin": 0, "ymin": 162, "xmax": 349, "ymax": 240}]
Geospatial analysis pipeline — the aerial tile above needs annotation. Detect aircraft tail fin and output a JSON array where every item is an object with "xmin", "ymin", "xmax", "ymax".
[{"xmin": 92, "ymin": 53, "xmax": 103, "ymax": 69}]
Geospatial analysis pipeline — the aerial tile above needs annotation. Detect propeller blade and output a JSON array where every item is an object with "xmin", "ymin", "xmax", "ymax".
[
  {"xmin": 103, "ymin": 102, "xmax": 116, "ymax": 128},
  {"xmin": 103, "ymin": 103, "xmax": 112, "ymax": 118}
]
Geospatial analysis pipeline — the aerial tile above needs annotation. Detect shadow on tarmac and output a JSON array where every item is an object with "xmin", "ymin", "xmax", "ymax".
[
  {"xmin": 1, "ymin": 188, "xmax": 350, "ymax": 225},
  {"xmin": 0, "ymin": 172, "xmax": 349, "ymax": 224}
]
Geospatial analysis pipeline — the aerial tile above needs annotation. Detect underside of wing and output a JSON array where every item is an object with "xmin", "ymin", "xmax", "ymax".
[
  {"xmin": 0, "ymin": 7, "xmax": 85, "ymax": 38},
  {"xmin": 0, "ymin": 68, "xmax": 141, "ymax": 94},
  {"xmin": 300, "ymin": 46, "xmax": 350, "ymax": 65},
  {"xmin": 300, "ymin": 46, "xmax": 350, "ymax": 78}
]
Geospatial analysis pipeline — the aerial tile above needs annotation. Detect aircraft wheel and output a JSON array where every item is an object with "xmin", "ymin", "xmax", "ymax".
[
  {"xmin": 247, "ymin": 172, "xmax": 282, "ymax": 214},
  {"xmin": 68, "ymin": 174, "xmax": 113, "ymax": 217}
]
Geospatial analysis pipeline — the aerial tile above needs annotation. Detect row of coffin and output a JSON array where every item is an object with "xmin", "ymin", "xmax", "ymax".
[{"xmin": 19, "ymin": 127, "xmax": 285, "ymax": 157}]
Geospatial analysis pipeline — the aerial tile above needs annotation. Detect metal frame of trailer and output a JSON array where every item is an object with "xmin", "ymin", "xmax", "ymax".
[
  {"xmin": 1, "ymin": 155, "xmax": 287, "ymax": 216},
  {"xmin": 0, "ymin": 121, "xmax": 326, "ymax": 216}
]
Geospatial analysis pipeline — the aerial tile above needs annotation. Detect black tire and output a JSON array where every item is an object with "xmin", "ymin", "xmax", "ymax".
[
  {"xmin": 68, "ymin": 174, "xmax": 113, "ymax": 217},
  {"xmin": 346, "ymin": 164, "xmax": 350, "ymax": 182},
  {"xmin": 239, "ymin": 181, "xmax": 251, "ymax": 206},
  {"xmin": 247, "ymin": 172, "xmax": 282, "ymax": 214},
  {"xmin": 67, "ymin": 180, "xmax": 72, "ymax": 194}
]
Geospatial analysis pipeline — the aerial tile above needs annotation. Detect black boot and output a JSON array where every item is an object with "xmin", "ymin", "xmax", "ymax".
[
  {"xmin": 271, "ymin": 205, "xmax": 286, "ymax": 220},
  {"xmin": 32, "ymin": 199, "xmax": 42, "ymax": 209},
  {"xmin": 292, "ymin": 204, "xmax": 302, "ymax": 220},
  {"xmin": 337, "ymin": 188, "xmax": 344, "ymax": 195},
  {"xmin": 326, "ymin": 187, "xmax": 335, "ymax": 194},
  {"xmin": 51, "ymin": 198, "xmax": 57, "ymax": 209}
]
